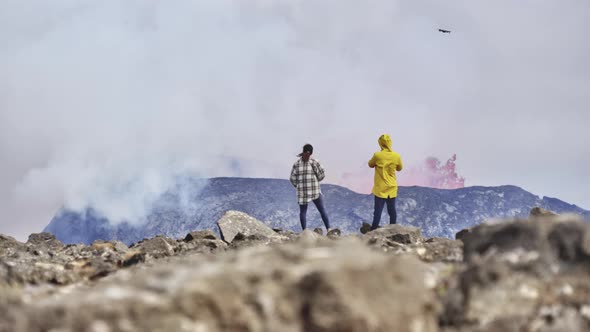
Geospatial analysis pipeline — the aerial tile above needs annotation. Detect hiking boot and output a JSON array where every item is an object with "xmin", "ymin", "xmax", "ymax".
[{"xmin": 360, "ymin": 222, "xmax": 371, "ymax": 234}]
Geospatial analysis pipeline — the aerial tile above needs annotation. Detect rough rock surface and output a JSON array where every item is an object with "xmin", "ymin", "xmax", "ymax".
[
  {"xmin": 365, "ymin": 224, "xmax": 423, "ymax": 244},
  {"xmin": 440, "ymin": 213, "xmax": 590, "ymax": 331},
  {"xmin": 2, "ymin": 209, "xmax": 590, "ymax": 332},
  {"xmin": 530, "ymin": 206, "xmax": 557, "ymax": 218},
  {"xmin": 363, "ymin": 225, "xmax": 463, "ymax": 263},
  {"xmin": 217, "ymin": 210, "xmax": 281, "ymax": 242},
  {"xmin": 1, "ymin": 239, "xmax": 439, "ymax": 332},
  {"xmin": 0, "ymin": 229, "xmax": 228, "ymax": 287}
]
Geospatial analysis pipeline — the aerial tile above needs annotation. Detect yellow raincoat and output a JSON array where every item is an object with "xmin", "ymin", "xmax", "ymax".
[{"xmin": 368, "ymin": 134, "xmax": 403, "ymax": 198}]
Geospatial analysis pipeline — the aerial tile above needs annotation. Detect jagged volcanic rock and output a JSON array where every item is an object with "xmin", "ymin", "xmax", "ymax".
[{"xmin": 4, "ymin": 210, "xmax": 590, "ymax": 331}]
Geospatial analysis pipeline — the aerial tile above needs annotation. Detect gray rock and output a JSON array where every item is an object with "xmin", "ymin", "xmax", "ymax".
[
  {"xmin": 0, "ymin": 235, "xmax": 25, "ymax": 257},
  {"xmin": 389, "ymin": 233, "xmax": 413, "ymax": 244},
  {"xmin": 0, "ymin": 239, "xmax": 440, "ymax": 332},
  {"xmin": 440, "ymin": 216, "xmax": 590, "ymax": 330},
  {"xmin": 180, "ymin": 239, "xmax": 228, "ymax": 255},
  {"xmin": 273, "ymin": 228, "xmax": 298, "ymax": 239},
  {"xmin": 184, "ymin": 230, "xmax": 218, "ymax": 242},
  {"xmin": 6, "ymin": 212, "xmax": 590, "ymax": 332},
  {"xmin": 27, "ymin": 232, "xmax": 64, "ymax": 252},
  {"xmin": 297, "ymin": 229, "xmax": 325, "ymax": 245},
  {"xmin": 179, "ymin": 230, "xmax": 228, "ymax": 254},
  {"xmin": 418, "ymin": 238, "xmax": 463, "ymax": 262},
  {"xmin": 216, "ymin": 210, "xmax": 279, "ymax": 242},
  {"xmin": 460, "ymin": 216, "xmax": 590, "ymax": 269},
  {"xmin": 530, "ymin": 206, "xmax": 557, "ymax": 218},
  {"xmin": 229, "ymin": 233, "xmax": 275, "ymax": 250},
  {"xmin": 0, "ymin": 233, "xmax": 134, "ymax": 286},
  {"xmin": 91, "ymin": 240, "xmax": 128, "ymax": 253},
  {"xmin": 455, "ymin": 228, "xmax": 471, "ymax": 241},
  {"xmin": 121, "ymin": 250, "xmax": 145, "ymax": 267},
  {"xmin": 362, "ymin": 224, "xmax": 425, "ymax": 256},
  {"xmin": 130, "ymin": 236, "xmax": 176, "ymax": 259},
  {"xmin": 326, "ymin": 228, "xmax": 341, "ymax": 238},
  {"xmin": 365, "ymin": 224, "xmax": 422, "ymax": 244}
]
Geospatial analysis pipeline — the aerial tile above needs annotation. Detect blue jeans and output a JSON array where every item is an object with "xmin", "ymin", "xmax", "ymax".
[
  {"xmin": 299, "ymin": 195, "xmax": 331, "ymax": 230},
  {"xmin": 371, "ymin": 196, "xmax": 397, "ymax": 230}
]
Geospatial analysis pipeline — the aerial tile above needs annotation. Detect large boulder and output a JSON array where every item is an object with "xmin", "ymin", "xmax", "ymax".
[
  {"xmin": 459, "ymin": 215, "xmax": 590, "ymax": 269},
  {"xmin": 216, "ymin": 210, "xmax": 280, "ymax": 243},
  {"xmin": 441, "ymin": 216, "xmax": 590, "ymax": 331}
]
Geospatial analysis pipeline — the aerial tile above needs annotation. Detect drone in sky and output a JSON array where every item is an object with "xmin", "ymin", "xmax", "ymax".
[{"xmin": 438, "ymin": 29, "xmax": 451, "ymax": 34}]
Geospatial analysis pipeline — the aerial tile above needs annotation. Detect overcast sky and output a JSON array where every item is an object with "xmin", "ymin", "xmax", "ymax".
[{"xmin": 1, "ymin": 0, "xmax": 589, "ymax": 240}]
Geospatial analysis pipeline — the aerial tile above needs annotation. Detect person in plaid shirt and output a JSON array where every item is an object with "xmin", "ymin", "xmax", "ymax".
[{"xmin": 290, "ymin": 144, "xmax": 331, "ymax": 231}]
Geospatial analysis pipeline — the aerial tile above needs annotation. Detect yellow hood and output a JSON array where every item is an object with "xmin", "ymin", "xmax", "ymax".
[{"xmin": 378, "ymin": 134, "xmax": 392, "ymax": 152}]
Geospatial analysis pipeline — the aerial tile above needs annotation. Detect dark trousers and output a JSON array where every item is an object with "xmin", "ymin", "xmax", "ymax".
[
  {"xmin": 371, "ymin": 196, "xmax": 397, "ymax": 230},
  {"xmin": 299, "ymin": 195, "xmax": 331, "ymax": 230}
]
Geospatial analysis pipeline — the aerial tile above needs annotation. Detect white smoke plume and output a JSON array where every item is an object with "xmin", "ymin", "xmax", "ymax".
[{"xmin": 1, "ymin": 0, "xmax": 589, "ymax": 240}]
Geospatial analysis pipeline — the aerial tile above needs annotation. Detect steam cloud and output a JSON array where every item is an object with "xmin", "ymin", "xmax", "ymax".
[{"xmin": 1, "ymin": 0, "xmax": 589, "ymax": 240}]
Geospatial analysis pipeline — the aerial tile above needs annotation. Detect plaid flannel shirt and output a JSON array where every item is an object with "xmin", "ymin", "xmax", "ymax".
[{"xmin": 290, "ymin": 157, "xmax": 326, "ymax": 205}]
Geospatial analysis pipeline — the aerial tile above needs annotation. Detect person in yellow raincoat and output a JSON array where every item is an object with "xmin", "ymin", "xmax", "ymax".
[{"xmin": 368, "ymin": 134, "xmax": 403, "ymax": 230}]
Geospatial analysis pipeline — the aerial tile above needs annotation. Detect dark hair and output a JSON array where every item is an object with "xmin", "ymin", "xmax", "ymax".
[{"xmin": 298, "ymin": 143, "xmax": 313, "ymax": 157}]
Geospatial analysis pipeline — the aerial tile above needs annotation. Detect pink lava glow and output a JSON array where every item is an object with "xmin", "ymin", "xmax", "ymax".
[
  {"xmin": 397, "ymin": 154, "xmax": 465, "ymax": 189},
  {"xmin": 338, "ymin": 154, "xmax": 466, "ymax": 193}
]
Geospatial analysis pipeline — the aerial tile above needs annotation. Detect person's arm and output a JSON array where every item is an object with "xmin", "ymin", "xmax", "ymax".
[
  {"xmin": 314, "ymin": 160, "xmax": 326, "ymax": 182},
  {"xmin": 368, "ymin": 154, "xmax": 376, "ymax": 168},
  {"xmin": 396, "ymin": 156, "xmax": 403, "ymax": 171},
  {"xmin": 290, "ymin": 164, "xmax": 298, "ymax": 187}
]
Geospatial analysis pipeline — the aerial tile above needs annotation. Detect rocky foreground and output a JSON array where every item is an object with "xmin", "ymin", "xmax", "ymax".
[{"xmin": 1, "ymin": 208, "xmax": 590, "ymax": 331}]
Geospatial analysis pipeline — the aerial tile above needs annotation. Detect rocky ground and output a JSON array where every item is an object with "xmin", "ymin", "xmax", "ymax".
[{"xmin": 1, "ymin": 208, "xmax": 589, "ymax": 332}]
